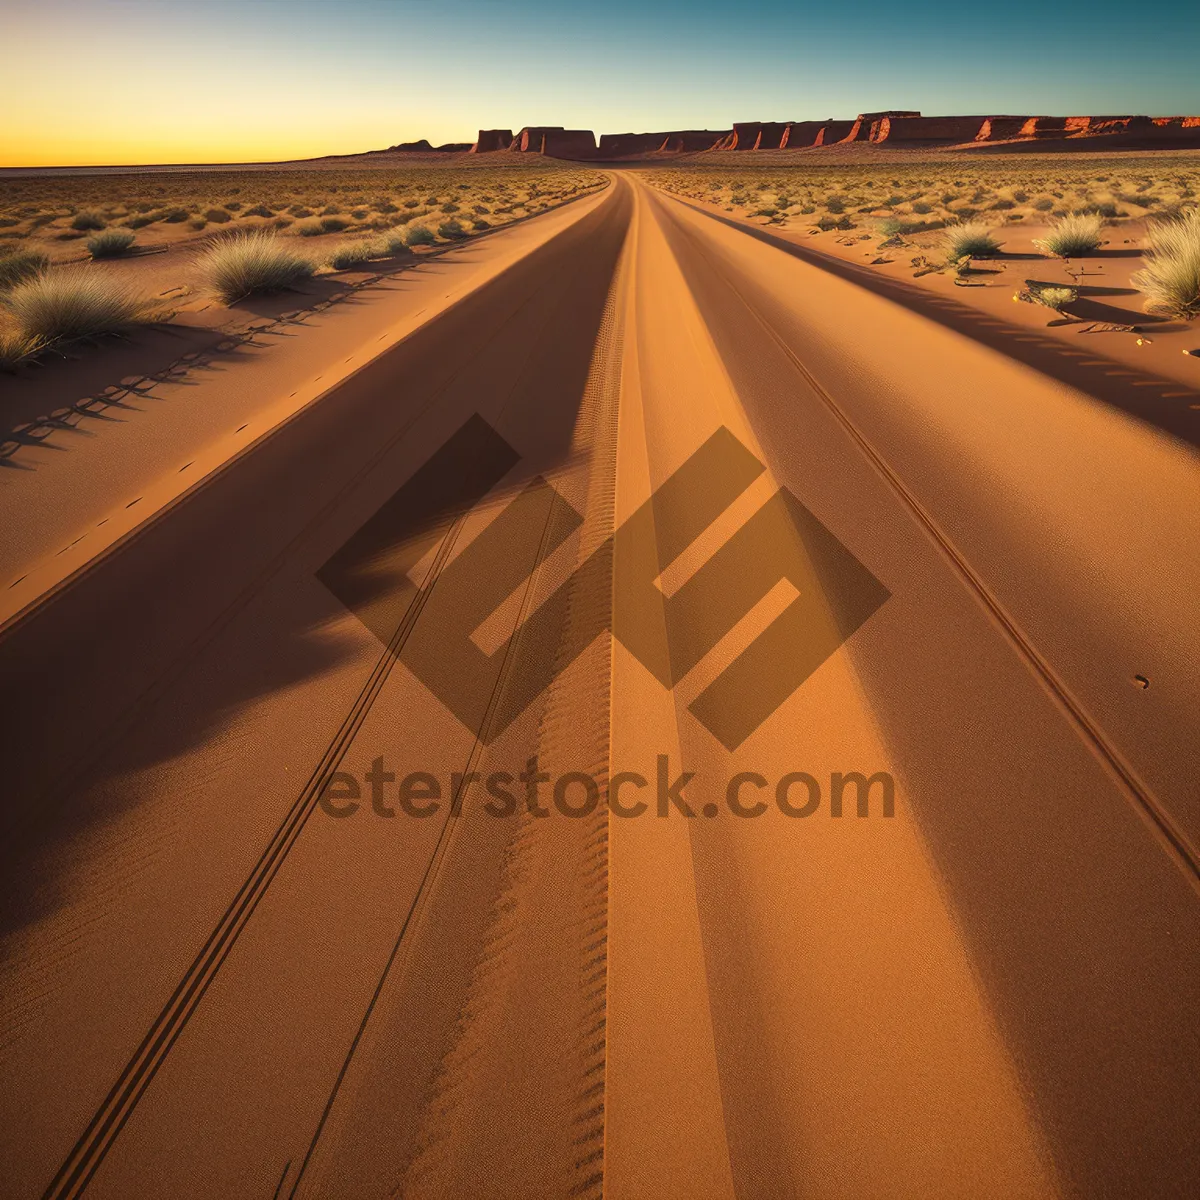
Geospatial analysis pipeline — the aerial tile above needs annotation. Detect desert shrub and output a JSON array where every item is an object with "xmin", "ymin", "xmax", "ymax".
[
  {"xmin": 1132, "ymin": 208, "xmax": 1200, "ymax": 319},
  {"xmin": 329, "ymin": 240, "xmax": 384, "ymax": 270},
  {"xmin": 160, "ymin": 207, "xmax": 191, "ymax": 223},
  {"xmin": 0, "ymin": 250, "xmax": 50, "ymax": 288},
  {"xmin": 321, "ymin": 204, "xmax": 343, "ymax": 216},
  {"xmin": 438, "ymin": 219, "xmax": 468, "ymax": 240},
  {"xmin": 825, "ymin": 196, "xmax": 845, "ymax": 213},
  {"xmin": 1033, "ymin": 212, "xmax": 1104, "ymax": 257},
  {"xmin": 289, "ymin": 205, "xmax": 313, "ymax": 218},
  {"xmin": 190, "ymin": 218, "xmax": 208, "ymax": 231},
  {"xmin": 70, "ymin": 211, "xmax": 106, "ymax": 231},
  {"xmin": 125, "ymin": 213, "xmax": 158, "ymax": 229},
  {"xmin": 1031, "ymin": 286, "xmax": 1077, "ymax": 310},
  {"xmin": 404, "ymin": 224, "xmax": 436, "ymax": 247},
  {"xmin": 87, "ymin": 229, "xmax": 136, "ymax": 258},
  {"xmin": 441, "ymin": 202, "xmax": 460, "ymax": 213},
  {"xmin": 912, "ymin": 201, "xmax": 933, "ymax": 214},
  {"xmin": 472, "ymin": 218, "xmax": 491, "ymax": 230},
  {"xmin": 1033, "ymin": 197, "xmax": 1055, "ymax": 212},
  {"xmin": 350, "ymin": 208, "xmax": 368, "ymax": 220},
  {"xmin": 196, "ymin": 231, "xmax": 315, "ymax": 302},
  {"xmin": 943, "ymin": 222, "xmax": 1002, "ymax": 259},
  {"xmin": 242, "ymin": 203, "xmax": 274, "ymax": 217},
  {"xmin": 3, "ymin": 268, "xmax": 159, "ymax": 341},
  {"xmin": 383, "ymin": 234, "xmax": 413, "ymax": 255},
  {"xmin": 0, "ymin": 329, "xmax": 47, "ymax": 371},
  {"xmin": 320, "ymin": 215, "xmax": 348, "ymax": 233},
  {"xmin": 403, "ymin": 198, "xmax": 420, "ymax": 208},
  {"xmin": 225, "ymin": 200, "xmax": 243, "ymax": 211},
  {"xmin": 296, "ymin": 221, "xmax": 323, "ymax": 237},
  {"xmin": 991, "ymin": 199, "xmax": 1016, "ymax": 211},
  {"xmin": 753, "ymin": 207, "xmax": 778, "ymax": 217},
  {"xmin": 204, "ymin": 208, "xmax": 233, "ymax": 224}
]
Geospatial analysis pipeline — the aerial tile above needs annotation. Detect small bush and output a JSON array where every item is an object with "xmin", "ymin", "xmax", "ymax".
[
  {"xmin": 0, "ymin": 328, "xmax": 47, "ymax": 371},
  {"xmin": 87, "ymin": 229, "xmax": 136, "ymax": 258},
  {"xmin": 441, "ymin": 202, "xmax": 460, "ymax": 213},
  {"xmin": 438, "ymin": 219, "xmax": 468, "ymax": 241},
  {"xmin": 472, "ymin": 219, "xmax": 491, "ymax": 231},
  {"xmin": 943, "ymin": 222, "xmax": 1002, "ymax": 260},
  {"xmin": 0, "ymin": 250, "xmax": 50, "ymax": 288},
  {"xmin": 126, "ymin": 213, "xmax": 159, "ymax": 229},
  {"xmin": 1033, "ymin": 286, "xmax": 1077, "ymax": 311},
  {"xmin": 190, "ymin": 218, "xmax": 208, "ymax": 231},
  {"xmin": 70, "ymin": 211, "xmax": 106, "ymax": 231},
  {"xmin": 196, "ymin": 231, "xmax": 315, "ymax": 302},
  {"xmin": 1132, "ymin": 208, "xmax": 1200, "ymax": 319},
  {"xmin": 383, "ymin": 234, "xmax": 413, "ymax": 256},
  {"xmin": 243, "ymin": 203, "xmax": 274, "ymax": 217},
  {"xmin": 329, "ymin": 240, "xmax": 383, "ymax": 270},
  {"xmin": 289, "ymin": 205, "xmax": 313, "ymax": 218},
  {"xmin": 3, "ymin": 268, "xmax": 159, "ymax": 342},
  {"xmin": 161, "ymin": 207, "xmax": 191, "ymax": 223},
  {"xmin": 320, "ymin": 216, "xmax": 348, "ymax": 233},
  {"xmin": 204, "ymin": 208, "xmax": 233, "ymax": 224},
  {"xmin": 1033, "ymin": 212, "xmax": 1104, "ymax": 258},
  {"xmin": 404, "ymin": 224, "xmax": 436, "ymax": 247}
]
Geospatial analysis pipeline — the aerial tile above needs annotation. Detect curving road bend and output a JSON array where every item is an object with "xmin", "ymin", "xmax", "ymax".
[{"xmin": 0, "ymin": 174, "xmax": 1196, "ymax": 1199}]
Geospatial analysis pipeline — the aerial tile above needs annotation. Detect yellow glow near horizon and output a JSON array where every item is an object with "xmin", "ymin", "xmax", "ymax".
[{"xmin": 0, "ymin": 15, "xmax": 472, "ymax": 167}]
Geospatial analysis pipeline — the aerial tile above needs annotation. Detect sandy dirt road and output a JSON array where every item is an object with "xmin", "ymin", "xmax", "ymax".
[{"xmin": 0, "ymin": 174, "xmax": 1196, "ymax": 1199}]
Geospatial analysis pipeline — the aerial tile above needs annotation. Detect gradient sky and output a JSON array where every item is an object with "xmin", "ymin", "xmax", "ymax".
[{"xmin": 4, "ymin": 0, "xmax": 1199, "ymax": 166}]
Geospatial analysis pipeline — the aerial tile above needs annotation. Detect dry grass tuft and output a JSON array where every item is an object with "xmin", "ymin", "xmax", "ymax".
[
  {"xmin": 3, "ymin": 268, "xmax": 159, "ymax": 342},
  {"xmin": 1033, "ymin": 212, "xmax": 1104, "ymax": 257},
  {"xmin": 0, "ymin": 249, "xmax": 50, "ymax": 289},
  {"xmin": 943, "ymin": 221, "xmax": 1002, "ymax": 259},
  {"xmin": 1132, "ymin": 208, "xmax": 1200, "ymax": 319},
  {"xmin": 87, "ymin": 229, "xmax": 136, "ymax": 259},
  {"xmin": 196, "ymin": 231, "xmax": 315, "ymax": 302}
]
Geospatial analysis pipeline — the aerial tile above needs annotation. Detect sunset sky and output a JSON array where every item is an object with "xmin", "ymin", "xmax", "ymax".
[{"xmin": 4, "ymin": 0, "xmax": 1198, "ymax": 166}]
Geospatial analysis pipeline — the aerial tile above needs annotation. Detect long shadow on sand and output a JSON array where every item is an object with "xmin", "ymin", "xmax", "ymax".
[
  {"xmin": 682, "ymin": 201, "xmax": 1200, "ymax": 450},
  {"xmin": 0, "ymin": 185, "xmax": 631, "ymax": 953}
]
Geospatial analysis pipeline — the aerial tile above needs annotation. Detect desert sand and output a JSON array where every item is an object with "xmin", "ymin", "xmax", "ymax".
[{"xmin": 0, "ymin": 164, "xmax": 1197, "ymax": 1200}]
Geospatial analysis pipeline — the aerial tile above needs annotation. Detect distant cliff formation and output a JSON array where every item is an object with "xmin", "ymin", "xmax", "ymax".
[{"xmin": 385, "ymin": 113, "xmax": 1200, "ymax": 158}]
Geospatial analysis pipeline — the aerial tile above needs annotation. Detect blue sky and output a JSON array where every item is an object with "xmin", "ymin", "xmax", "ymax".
[{"xmin": 5, "ymin": 0, "xmax": 1199, "ymax": 164}]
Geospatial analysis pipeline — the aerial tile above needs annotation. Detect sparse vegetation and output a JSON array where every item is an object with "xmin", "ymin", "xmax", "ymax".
[
  {"xmin": 70, "ymin": 211, "xmax": 106, "ymax": 231},
  {"xmin": 404, "ymin": 224, "xmax": 436, "ymax": 247},
  {"xmin": 0, "ymin": 249, "xmax": 50, "ymax": 289},
  {"xmin": 0, "ymin": 328, "xmax": 47, "ymax": 371},
  {"xmin": 1033, "ymin": 212, "xmax": 1105, "ymax": 257},
  {"xmin": 943, "ymin": 222, "xmax": 1003, "ymax": 259},
  {"xmin": 196, "ymin": 231, "xmax": 315, "ymax": 302},
  {"xmin": 329, "ymin": 240, "xmax": 384, "ymax": 270},
  {"xmin": 87, "ymin": 229, "xmax": 137, "ymax": 259},
  {"xmin": 1132, "ymin": 207, "xmax": 1200, "ymax": 319},
  {"xmin": 2, "ymin": 268, "xmax": 159, "ymax": 342}
]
